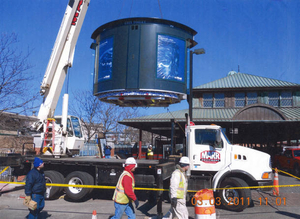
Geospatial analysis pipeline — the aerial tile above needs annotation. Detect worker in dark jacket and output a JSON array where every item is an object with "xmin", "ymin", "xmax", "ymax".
[
  {"xmin": 104, "ymin": 145, "xmax": 112, "ymax": 159},
  {"xmin": 25, "ymin": 157, "xmax": 46, "ymax": 219}
]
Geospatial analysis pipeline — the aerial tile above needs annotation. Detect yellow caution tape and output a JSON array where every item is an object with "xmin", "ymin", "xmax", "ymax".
[
  {"xmin": 0, "ymin": 168, "xmax": 298, "ymax": 192},
  {"xmin": 0, "ymin": 166, "xmax": 9, "ymax": 175},
  {"xmin": 0, "ymin": 180, "xmax": 290, "ymax": 192}
]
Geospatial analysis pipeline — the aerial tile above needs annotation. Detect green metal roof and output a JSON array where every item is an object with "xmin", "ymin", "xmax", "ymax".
[
  {"xmin": 195, "ymin": 72, "xmax": 300, "ymax": 89},
  {"xmin": 121, "ymin": 107, "xmax": 300, "ymax": 123}
]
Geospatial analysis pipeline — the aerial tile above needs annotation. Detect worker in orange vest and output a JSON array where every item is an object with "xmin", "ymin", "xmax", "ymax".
[{"xmin": 111, "ymin": 157, "xmax": 139, "ymax": 219}]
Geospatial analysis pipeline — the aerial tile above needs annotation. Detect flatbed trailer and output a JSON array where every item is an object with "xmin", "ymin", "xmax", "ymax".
[{"xmin": 0, "ymin": 154, "xmax": 177, "ymax": 216}]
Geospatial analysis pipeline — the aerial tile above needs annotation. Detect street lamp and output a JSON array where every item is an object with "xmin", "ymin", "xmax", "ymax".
[{"xmin": 189, "ymin": 48, "xmax": 205, "ymax": 122}]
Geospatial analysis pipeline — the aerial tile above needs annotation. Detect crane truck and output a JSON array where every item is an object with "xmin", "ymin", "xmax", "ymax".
[
  {"xmin": 0, "ymin": 0, "xmax": 273, "ymax": 214},
  {"xmin": 31, "ymin": 0, "xmax": 89, "ymax": 157}
]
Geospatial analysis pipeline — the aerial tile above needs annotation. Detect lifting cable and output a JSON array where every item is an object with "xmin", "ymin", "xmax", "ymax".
[
  {"xmin": 129, "ymin": 0, "xmax": 134, "ymax": 17},
  {"xmin": 117, "ymin": 0, "xmax": 127, "ymax": 19},
  {"xmin": 157, "ymin": 0, "xmax": 163, "ymax": 18},
  {"xmin": 118, "ymin": 0, "xmax": 163, "ymax": 19}
]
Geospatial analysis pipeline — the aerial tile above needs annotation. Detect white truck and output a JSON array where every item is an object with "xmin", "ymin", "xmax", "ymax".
[
  {"xmin": 185, "ymin": 124, "xmax": 273, "ymax": 211},
  {"xmin": 1, "ymin": 125, "xmax": 273, "ymax": 213}
]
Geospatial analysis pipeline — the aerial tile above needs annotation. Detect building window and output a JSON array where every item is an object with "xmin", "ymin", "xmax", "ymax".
[
  {"xmin": 247, "ymin": 92, "xmax": 257, "ymax": 105},
  {"xmin": 235, "ymin": 92, "xmax": 245, "ymax": 107},
  {"xmin": 281, "ymin": 91, "xmax": 292, "ymax": 107},
  {"xmin": 215, "ymin": 93, "xmax": 225, "ymax": 108},
  {"xmin": 203, "ymin": 93, "xmax": 213, "ymax": 108},
  {"xmin": 269, "ymin": 92, "xmax": 279, "ymax": 107}
]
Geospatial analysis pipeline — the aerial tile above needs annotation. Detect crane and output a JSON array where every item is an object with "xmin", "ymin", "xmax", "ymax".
[{"xmin": 32, "ymin": 0, "xmax": 90, "ymax": 157}]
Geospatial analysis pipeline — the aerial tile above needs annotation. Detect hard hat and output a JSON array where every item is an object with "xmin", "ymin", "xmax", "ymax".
[
  {"xmin": 179, "ymin": 156, "xmax": 190, "ymax": 165},
  {"xmin": 124, "ymin": 157, "xmax": 137, "ymax": 168}
]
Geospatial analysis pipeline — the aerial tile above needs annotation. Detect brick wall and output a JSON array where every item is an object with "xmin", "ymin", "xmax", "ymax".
[{"xmin": 0, "ymin": 135, "xmax": 34, "ymax": 153}]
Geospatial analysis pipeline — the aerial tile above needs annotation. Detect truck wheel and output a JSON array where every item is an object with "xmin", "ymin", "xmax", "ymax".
[
  {"xmin": 64, "ymin": 171, "xmax": 94, "ymax": 201},
  {"xmin": 44, "ymin": 170, "xmax": 64, "ymax": 200},
  {"xmin": 218, "ymin": 177, "xmax": 251, "ymax": 212},
  {"xmin": 293, "ymin": 164, "xmax": 300, "ymax": 176}
]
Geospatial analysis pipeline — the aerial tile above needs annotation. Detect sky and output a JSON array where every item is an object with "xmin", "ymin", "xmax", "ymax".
[{"xmin": 1, "ymin": 0, "xmax": 299, "ymax": 117}]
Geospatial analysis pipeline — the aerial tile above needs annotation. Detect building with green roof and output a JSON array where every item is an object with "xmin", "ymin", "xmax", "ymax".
[{"xmin": 120, "ymin": 72, "xmax": 300, "ymax": 152}]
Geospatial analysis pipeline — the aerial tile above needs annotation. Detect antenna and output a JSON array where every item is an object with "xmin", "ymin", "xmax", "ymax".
[{"xmin": 238, "ymin": 65, "xmax": 240, "ymax": 73}]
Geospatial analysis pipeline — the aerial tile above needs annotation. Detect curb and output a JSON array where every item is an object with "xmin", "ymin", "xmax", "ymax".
[{"xmin": 0, "ymin": 183, "xmax": 25, "ymax": 198}]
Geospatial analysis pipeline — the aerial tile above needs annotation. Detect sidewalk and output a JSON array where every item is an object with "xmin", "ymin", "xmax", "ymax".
[{"xmin": 0, "ymin": 182, "xmax": 25, "ymax": 198}]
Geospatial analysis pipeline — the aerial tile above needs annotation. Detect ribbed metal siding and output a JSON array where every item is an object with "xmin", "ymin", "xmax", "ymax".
[{"xmin": 195, "ymin": 73, "xmax": 300, "ymax": 89}]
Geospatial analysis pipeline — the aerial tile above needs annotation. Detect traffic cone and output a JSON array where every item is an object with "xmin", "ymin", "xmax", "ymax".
[
  {"xmin": 194, "ymin": 189, "xmax": 216, "ymax": 219},
  {"xmin": 92, "ymin": 210, "xmax": 97, "ymax": 219},
  {"xmin": 273, "ymin": 168, "xmax": 280, "ymax": 196}
]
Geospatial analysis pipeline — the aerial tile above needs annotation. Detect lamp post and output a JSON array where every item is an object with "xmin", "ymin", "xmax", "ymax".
[{"xmin": 189, "ymin": 48, "xmax": 205, "ymax": 122}]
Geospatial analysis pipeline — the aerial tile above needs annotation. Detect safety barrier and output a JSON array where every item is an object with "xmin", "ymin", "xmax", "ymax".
[
  {"xmin": 133, "ymin": 153, "xmax": 163, "ymax": 160},
  {"xmin": 79, "ymin": 143, "xmax": 100, "ymax": 156},
  {"xmin": 273, "ymin": 167, "xmax": 280, "ymax": 196},
  {"xmin": 0, "ymin": 166, "xmax": 12, "ymax": 182},
  {"xmin": 92, "ymin": 210, "xmax": 97, "ymax": 219},
  {"xmin": 0, "ymin": 167, "xmax": 296, "ymax": 192},
  {"xmin": 194, "ymin": 189, "xmax": 216, "ymax": 219}
]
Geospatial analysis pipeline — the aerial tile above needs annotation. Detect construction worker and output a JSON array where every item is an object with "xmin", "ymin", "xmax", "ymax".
[
  {"xmin": 104, "ymin": 145, "xmax": 112, "ymax": 159},
  {"xmin": 24, "ymin": 157, "xmax": 46, "ymax": 219},
  {"xmin": 111, "ymin": 157, "xmax": 139, "ymax": 219},
  {"xmin": 147, "ymin": 145, "xmax": 154, "ymax": 160},
  {"xmin": 163, "ymin": 156, "xmax": 190, "ymax": 219}
]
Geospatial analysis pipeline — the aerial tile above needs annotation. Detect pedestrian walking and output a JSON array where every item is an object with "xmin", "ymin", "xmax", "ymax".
[
  {"xmin": 105, "ymin": 145, "xmax": 112, "ymax": 159},
  {"xmin": 24, "ymin": 157, "xmax": 46, "ymax": 219},
  {"xmin": 111, "ymin": 157, "xmax": 139, "ymax": 219},
  {"xmin": 163, "ymin": 156, "xmax": 190, "ymax": 219}
]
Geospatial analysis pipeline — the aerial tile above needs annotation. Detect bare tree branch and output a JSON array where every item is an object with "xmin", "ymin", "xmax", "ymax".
[
  {"xmin": 69, "ymin": 90, "xmax": 140, "ymax": 143},
  {"xmin": 0, "ymin": 32, "xmax": 39, "ymax": 115}
]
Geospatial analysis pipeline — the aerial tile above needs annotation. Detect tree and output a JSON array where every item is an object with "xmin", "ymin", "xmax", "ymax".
[
  {"xmin": 69, "ymin": 90, "xmax": 139, "ymax": 143},
  {"xmin": 0, "ymin": 33, "xmax": 38, "ymax": 115},
  {"xmin": 123, "ymin": 127, "xmax": 155, "ymax": 145}
]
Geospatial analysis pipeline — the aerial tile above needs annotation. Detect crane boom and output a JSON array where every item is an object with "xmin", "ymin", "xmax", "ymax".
[
  {"xmin": 32, "ymin": 0, "xmax": 90, "ymax": 157},
  {"xmin": 38, "ymin": 0, "xmax": 90, "ymax": 122}
]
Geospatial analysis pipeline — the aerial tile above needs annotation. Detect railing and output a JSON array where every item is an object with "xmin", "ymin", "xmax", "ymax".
[
  {"xmin": 79, "ymin": 143, "xmax": 100, "ymax": 156},
  {"xmin": 0, "ymin": 166, "xmax": 12, "ymax": 182}
]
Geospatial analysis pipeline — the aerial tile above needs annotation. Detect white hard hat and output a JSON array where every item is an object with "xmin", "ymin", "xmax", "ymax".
[
  {"xmin": 124, "ymin": 157, "xmax": 137, "ymax": 168},
  {"xmin": 179, "ymin": 156, "xmax": 190, "ymax": 165}
]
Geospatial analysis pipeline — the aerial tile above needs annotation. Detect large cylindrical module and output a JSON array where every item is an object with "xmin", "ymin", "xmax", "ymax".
[{"xmin": 91, "ymin": 17, "xmax": 197, "ymax": 107}]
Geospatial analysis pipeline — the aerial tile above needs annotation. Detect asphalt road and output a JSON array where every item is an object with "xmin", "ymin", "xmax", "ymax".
[{"xmin": 1, "ymin": 173, "xmax": 300, "ymax": 219}]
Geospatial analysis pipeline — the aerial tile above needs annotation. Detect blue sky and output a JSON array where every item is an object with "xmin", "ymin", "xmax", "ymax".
[{"xmin": 1, "ymin": 0, "xmax": 299, "ymax": 117}]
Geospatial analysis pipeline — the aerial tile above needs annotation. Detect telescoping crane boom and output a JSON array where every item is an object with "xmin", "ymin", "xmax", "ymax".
[{"xmin": 32, "ymin": 0, "xmax": 90, "ymax": 157}]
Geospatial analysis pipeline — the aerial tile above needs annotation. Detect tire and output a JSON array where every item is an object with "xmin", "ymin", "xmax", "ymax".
[
  {"xmin": 44, "ymin": 170, "xmax": 64, "ymax": 200},
  {"xmin": 64, "ymin": 171, "xmax": 94, "ymax": 201},
  {"xmin": 293, "ymin": 164, "xmax": 300, "ymax": 176},
  {"xmin": 217, "ymin": 177, "xmax": 251, "ymax": 212}
]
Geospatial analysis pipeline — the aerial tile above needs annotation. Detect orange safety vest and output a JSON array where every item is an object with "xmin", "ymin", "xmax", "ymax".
[{"xmin": 112, "ymin": 171, "xmax": 135, "ymax": 204}]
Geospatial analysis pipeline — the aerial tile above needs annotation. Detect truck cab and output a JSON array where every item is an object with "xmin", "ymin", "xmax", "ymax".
[
  {"xmin": 54, "ymin": 115, "xmax": 85, "ymax": 155},
  {"xmin": 187, "ymin": 124, "xmax": 273, "ymax": 211},
  {"xmin": 33, "ymin": 115, "xmax": 84, "ymax": 156}
]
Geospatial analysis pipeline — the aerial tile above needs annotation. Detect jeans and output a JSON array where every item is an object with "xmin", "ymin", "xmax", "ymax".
[
  {"xmin": 105, "ymin": 155, "xmax": 111, "ymax": 159},
  {"xmin": 111, "ymin": 202, "xmax": 135, "ymax": 219},
  {"xmin": 27, "ymin": 193, "xmax": 45, "ymax": 219}
]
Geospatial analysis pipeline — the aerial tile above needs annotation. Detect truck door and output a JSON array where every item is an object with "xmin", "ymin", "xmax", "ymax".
[
  {"xmin": 283, "ymin": 150, "xmax": 293, "ymax": 169},
  {"xmin": 190, "ymin": 128, "xmax": 227, "ymax": 171}
]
